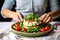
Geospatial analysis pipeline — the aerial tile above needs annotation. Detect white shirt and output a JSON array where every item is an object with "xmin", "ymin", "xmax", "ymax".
[{"xmin": 1, "ymin": 0, "xmax": 60, "ymax": 17}]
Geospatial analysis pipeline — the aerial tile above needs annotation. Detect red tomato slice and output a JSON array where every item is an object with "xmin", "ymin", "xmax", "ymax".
[
  {"xmin": 15, "ymin": 23, "xmax": 20, "ymax": 27},
  {"xmin": 40, "ymin": 28, "xmax": 45, "ymax": 32},
  {"xmin": 44, "ymin": 26, "xmax": 50, "ymax": 31},
  {"xmin": 22, "ymin": 28, "xmax": 27, "ymax": 31},
  {"xmin": 14, "ymin": 26, "xmax": 21, "ymax": 31}
]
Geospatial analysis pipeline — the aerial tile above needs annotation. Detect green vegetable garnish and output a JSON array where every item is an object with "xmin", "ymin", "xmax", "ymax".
[
  {"xmin": 27, "ymin": 27, "xmax": 40, "ymax": 33},
  {"xmin": 25, "ymin": 14, "xmax": 40, "ymax": 21},
  {"xmin": 20, "ymin": 22, "xmax": 24, "ymax": 28}
]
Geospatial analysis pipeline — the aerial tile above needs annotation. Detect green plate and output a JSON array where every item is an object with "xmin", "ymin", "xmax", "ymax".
[{"xmin": 11, "ymin": 24, "xmax": 53, "ymax": 37}]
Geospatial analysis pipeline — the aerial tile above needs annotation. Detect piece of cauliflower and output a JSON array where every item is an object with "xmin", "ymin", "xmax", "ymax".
[{"xmin": 23, "ymin": 20, "xmax": 40, "ymax": 27}]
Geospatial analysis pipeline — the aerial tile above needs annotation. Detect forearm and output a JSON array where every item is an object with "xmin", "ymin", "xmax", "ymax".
[
  {"xmin": 1, "ymin": 9, "xmax": 17, "ymax": 18},
  {"xmin": 48, "ymin": 10, "xmax": 60, "ymax": 19}
]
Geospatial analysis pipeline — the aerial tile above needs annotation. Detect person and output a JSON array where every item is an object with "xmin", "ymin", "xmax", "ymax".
[{"xmin": 1, "ymin": 0, "xmax": 60, "ymax": 23}]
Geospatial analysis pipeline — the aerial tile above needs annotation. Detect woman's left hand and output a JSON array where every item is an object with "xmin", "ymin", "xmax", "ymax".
[{"xmin": 39, "ymin": 13, "xmax": 52, "ymax": 23}]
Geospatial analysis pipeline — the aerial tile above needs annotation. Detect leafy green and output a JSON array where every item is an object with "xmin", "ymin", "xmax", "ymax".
[
  {"xmin": 44, "ymin": 23, "xmax": 51, "ymax": 27},
  {"xmin": 27, "ymin": 27, "xmax": 40, "ymax": 33},
  {"xmin": 39, "ymin": 24, "xmax": 44, "ymax": 28},
  {"xmin": 20, "ymin": 22, "xmax": 24, "ymax": 28},
  {"xmin": 25, "ymin": 14, "xmax": 40, "ymax": 21}
]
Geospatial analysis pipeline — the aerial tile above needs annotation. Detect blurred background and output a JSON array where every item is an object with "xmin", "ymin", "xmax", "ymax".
[{"xmin": 0, "ymin": 0, "xmax": 60, "ymax": 22}]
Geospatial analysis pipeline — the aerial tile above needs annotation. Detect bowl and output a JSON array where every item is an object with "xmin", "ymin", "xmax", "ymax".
[{"xmin": 11, "ymin": 23, "xmax": 53, "ymax": 37}]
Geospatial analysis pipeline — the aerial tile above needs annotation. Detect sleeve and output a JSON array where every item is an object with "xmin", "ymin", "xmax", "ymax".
[
  {"xmin": 50, "ymin": 0, "xmax": 60, "ymax": 11},
  {"xmin": 1, "ymin": 0, "xmax": 15, "ymax": 18}
]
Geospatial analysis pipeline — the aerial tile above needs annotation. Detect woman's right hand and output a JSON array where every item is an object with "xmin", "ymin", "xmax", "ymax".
[
  {"xmin": 12, "ymin": 12, "xmax": 24, "ymax": 22},
  {"xmin": 2, "ymin": 9, "xmax": 24, "ymax": 22}
]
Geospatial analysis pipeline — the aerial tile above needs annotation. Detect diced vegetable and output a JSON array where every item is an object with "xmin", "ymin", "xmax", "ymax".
[
  {"xmin": 40, "ymin": 28, "xmax": 45, "ymax": 32},
  {"xmin": 44, "ymin": 26, "xmax": 50, "ymax": 31},
  {"xmin": 15, "ymin": 23, "xmax": 20, "ymax": 27},
  {"xmin": 40, "ymin": 26, "xmax": 50, "ymax": 32},
  {"xmin": 20, "ymin": 22, "xmax": 24, "ymax": 28},
  {"xmin": 14, "ymin": 26, "xmax": 21, "ymax": 31},
  {"xmin": 22, "ymin": 28, "xmax": 27, "ymax": 32},
  {"xmin": 27, "ymin": 27, "xmax": 40, "ymax": 33}
]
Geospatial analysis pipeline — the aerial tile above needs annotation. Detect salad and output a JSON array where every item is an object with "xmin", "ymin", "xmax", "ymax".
[{"xmin": 12, "ymin": 14, "xmax": 51, "ymax": 33}]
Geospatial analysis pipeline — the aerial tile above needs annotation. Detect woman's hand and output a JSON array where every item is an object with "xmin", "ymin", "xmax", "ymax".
[
  {"xmin": 1, "ymin": 9, "xmax": 24, "ymax": 22},
  {"xmin": 39, "ymin": 10, "xmax": 60, "ymax": 23},
  {"xmin": 39, "ymin": 13, "xmax": 52, "ymax": 23},
  {"xmin": 12, "ymin": 12, "xmax": 24, "ymax": 22}
]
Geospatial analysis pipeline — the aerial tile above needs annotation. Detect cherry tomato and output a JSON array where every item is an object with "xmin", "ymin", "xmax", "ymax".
[
  {"xmin": 40, "ymin": 28, "xmax": 45, "ymax": 32},
  {"xmin": 22, "ymin": 28, "xmax": 27, "ymax": 31},
  {"xmin": 14, "ymin": 26, "xmax": 21, "ymax": 31},
  {"xmin": 44, "ymin": 26, "xmax": 50, "ymax": 31},
  {"xmin": 15, "ymin": 23, "xmax": 20, "ymax": 27}
]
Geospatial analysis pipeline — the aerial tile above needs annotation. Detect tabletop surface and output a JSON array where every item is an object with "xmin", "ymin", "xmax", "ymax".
[{"xmin": 0, "ymin": 21, "xmax": 60, "ymax": 40}]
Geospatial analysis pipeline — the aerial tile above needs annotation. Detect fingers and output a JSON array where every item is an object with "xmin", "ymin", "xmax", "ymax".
[
  {"xmin": 16, "ymin": 14, "xmax": 21, "ymax": 22},
  {"xmin": 17, "ymin": 13, "xmax": 24, "ymax": 22},
  {"xmin": 40, "ymin": 14, "xmax": 47, "ymax": 21},
  {"xmin": 13, "ymin": 15, "xmax": 20, "ymax": 22},
  {"xmin": 43, "ymin": 14, "xmax": 50, "ymax": 23},
  {"xmin": 12, "ymin": 13, "xmax": 24, "ymax": 22},
  {"xmin": 45, "ymin": 17, "xmax": 52, "ymax": 23},
  {"xmin": 16, "ymin": 18, "xmax": 20, "ymax": 22},
  {"xmin": 39, "ymin": 13, "xmax": 52, "ymax": 23}
]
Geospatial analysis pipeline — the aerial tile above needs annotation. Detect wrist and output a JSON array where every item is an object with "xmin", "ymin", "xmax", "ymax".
[{"xmin": 48, "ymin": 12, "xmax": 59, "ymax": 19}]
